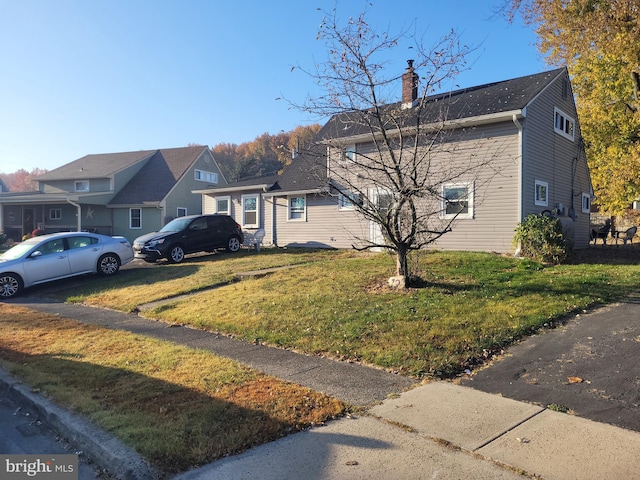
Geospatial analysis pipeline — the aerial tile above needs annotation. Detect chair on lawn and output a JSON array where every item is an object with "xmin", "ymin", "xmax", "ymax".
[
  {"xmin": 614, "ymin": 226, "xmax": 637, "ymax": 245},
  {"xmin": 591, "ymin": 221, "xmax": 611, "ymax": 245},
  {"xmin": 243, "ymin": 228, "xmax": 265, "ymax": 251}
]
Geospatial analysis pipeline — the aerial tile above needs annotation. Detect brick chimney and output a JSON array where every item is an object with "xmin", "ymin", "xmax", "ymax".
[{"xmin": 401, "ymin": 59, "xmax": 418, "ymax": 108}]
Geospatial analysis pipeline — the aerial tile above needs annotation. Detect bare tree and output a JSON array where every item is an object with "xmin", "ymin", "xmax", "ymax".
[{"xmin": 292, "ymin": 7, "xmax": 501, "ymax": 282}]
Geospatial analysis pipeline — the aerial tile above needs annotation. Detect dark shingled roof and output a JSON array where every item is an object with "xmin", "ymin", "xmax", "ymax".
[
  {"xmin": 268, "ymin": 146, "xmax": 328, "ymax": 194},
  {"xmin": 36, "ymin": 150, "xmax": 157, "ymax": 181},
  {"xmin": 269, "ymin": 69, "xmax": 566, "ymax": 195},
  {"xmin": 317, "ymin": 68, "xmax": 566, "ymax": 141},
  {"xmin": 109, "ymin": 146, "xmax": 206, "ymax": 205}
]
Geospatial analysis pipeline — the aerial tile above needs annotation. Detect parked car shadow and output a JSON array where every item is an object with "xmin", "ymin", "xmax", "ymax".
[{"xmin": 15, "ymin": 260, "xmax": 201, "ymax": 301}]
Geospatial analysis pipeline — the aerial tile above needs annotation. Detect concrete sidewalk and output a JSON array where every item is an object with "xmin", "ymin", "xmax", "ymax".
[
  {"xmin": 174, "ymin": 382, "xmax": 640, "ymax": 480},
  {"xmin": 8, "ymin": 299, "xmax": 640, "ymax": 479}
]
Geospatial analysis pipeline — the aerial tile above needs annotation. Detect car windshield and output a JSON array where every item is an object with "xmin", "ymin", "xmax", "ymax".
[
  {"xmin": 159, "ymin": 217, "xmax": 192, "ymax": 233},
  {"xmin": 0, "ymin": 239, "xmax": 40, "ymax": 260}
]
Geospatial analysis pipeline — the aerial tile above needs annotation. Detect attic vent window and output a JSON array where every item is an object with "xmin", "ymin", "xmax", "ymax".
[
  {"xmin": 195, "ymin": 169, "xmax": 218, "ymax": 184},
  {"xmin": 554, "ymin": 107, "xmax": 575, "ymax": 141}
]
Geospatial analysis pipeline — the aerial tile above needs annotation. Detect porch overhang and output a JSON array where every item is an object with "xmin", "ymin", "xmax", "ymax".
[
  {"xmin": 263, "ymin": 188, "xmax": 327, "ymax": 198},
  {"xmin": 193, "ymin": 183, "xmax": 273, "ymax": 195}
]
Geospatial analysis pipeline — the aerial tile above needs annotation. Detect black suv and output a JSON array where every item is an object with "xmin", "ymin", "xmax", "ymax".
[{"xmin": 133, "ymin": 214, "xmax": 244, "ymax": 263}]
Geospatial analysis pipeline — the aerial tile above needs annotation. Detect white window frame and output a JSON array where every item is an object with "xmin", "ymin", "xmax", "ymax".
[
  {"xmin": 194, "ymin": 169, "xmax": 218, "ymax": 184},
  {"xmin": 554, "ymin": 107, "xmax": 575, "ymax": 141},
  {"xmin": 343, "ymin": 144, "xmax": 356, "ymax": 162},
  {"xmin": 535, "ymin": 180, "xmax": 549, "ymax": 207},
  {"xmin": 242, "ymin": 194, "xmax": 259, "ymax": 228},
  {"xmin": 288, "ymin": 195, "xmax": 306, "ymax": 221},
  {"xmin": 215, "ymin": 196, "xmax": 231, "ymax": 215},
  {"xmin": 75, "ymin": 180, "xmax": 89, "ymax": 192},
  {"xmin": 129, "ymin": 208, "xmax": 142, "ymax": 229},
  {"xmin": 338, "ymin": 192, "xmax": 360, "ymax": 211},
  {"xmin": 49, "ymin": 208, "xmax": 62, "ymax": 220},
  {"xmin": 581, "ymin": 193, "xmax": 591, "ymax": 213},
  {"xmin": 441, "ymin": 182, "xmax": 474, "ymax": 219},
  {"xmin": 176, "ymin": 207, "xmax": 187, "ymax": 217}
]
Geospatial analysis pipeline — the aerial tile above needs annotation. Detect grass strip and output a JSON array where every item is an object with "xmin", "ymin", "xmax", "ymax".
[
  {"xmin": 0, "ymin": 304, "xmax": 345, "ymax": 475},
  {"xmin": 61, "ymin": 248, "xmax": 352, "ymax": 312}
]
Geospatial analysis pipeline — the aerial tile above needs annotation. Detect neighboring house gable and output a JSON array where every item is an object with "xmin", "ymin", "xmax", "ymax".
[{"xmin": 0, "ymin": 146, "xmax": 226, "ymax": 242}]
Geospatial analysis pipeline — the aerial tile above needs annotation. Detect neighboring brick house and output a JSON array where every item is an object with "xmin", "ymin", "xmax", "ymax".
[
  {"xmin": 0, "ymin": 146, "xmax": 226, "ymax": 242},
  {"xmin": 198, "ymin": 67, "xmax": 592, "ymax": 253}
]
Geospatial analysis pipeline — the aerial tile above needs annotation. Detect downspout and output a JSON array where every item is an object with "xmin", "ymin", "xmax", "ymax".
[
  {"xmin": 512, "ymin": 113, "xmax": 523, "ymax": 257},
  {"xmin": 269, "ymin": 192, "xmax": 277, "ymax": 247},
  {"xmin": 66, "ymin": 197, "xmax": 82, "ymax": 232}
]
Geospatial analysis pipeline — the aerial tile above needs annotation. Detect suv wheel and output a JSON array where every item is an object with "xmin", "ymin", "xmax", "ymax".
[
  {"xmin": 168, "ymin": 245, "xmax": 185, "ymax": 263},
  {"xmin": 226, "ymin": 236, "xmax": 241, "ymax": 253}
]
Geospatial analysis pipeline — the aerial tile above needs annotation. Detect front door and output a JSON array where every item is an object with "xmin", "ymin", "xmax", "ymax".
[
  {"xmin": 369, "ymin": 188, "xmax": 392, "ymax": 250},
  {"xmin": 22, "ymin": 208, "xmax": 35, "ymax": 237}
]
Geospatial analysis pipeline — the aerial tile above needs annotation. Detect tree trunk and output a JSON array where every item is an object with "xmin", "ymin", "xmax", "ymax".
[{"xmin": 396, "ymin": 245, "xmax": 409, "ymax": 278}]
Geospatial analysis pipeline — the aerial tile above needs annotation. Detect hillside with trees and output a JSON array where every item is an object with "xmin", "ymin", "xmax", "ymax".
[
  {"xmin": 212, "ymin": 124, "xmax": 321, "ymax": 182},
  {"xmin": 0, "ymin": 125, "xmax": 321, "ymax": 189},
  {"xmin": 0, "ymin": 168, "xmax": 48, "ymax": 192}
]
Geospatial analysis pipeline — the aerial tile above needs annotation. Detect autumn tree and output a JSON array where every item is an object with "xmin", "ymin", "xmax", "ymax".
[
  {"xmin": 281, "ymin": 124, "xmax": 322, "ymax": 165},
  {"xmin": 0, "ymin": 168, "xmax": 47, "ymax": 192},
  {"xmin": 291, "ymin": 7, "xmax": 499, "ymax": 282},
  {"xmin": 503, "ymin": 0, "xmax": 640, "ymax": 213},
  {"xmin": 211, "ymin": 125, "xmax": 321, "ymax": 181}
]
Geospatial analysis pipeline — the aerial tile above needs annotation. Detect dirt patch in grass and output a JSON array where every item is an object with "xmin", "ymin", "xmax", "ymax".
[{"xmin": 0, "ymin": 304, "xmax": 345, "ymax": 475}]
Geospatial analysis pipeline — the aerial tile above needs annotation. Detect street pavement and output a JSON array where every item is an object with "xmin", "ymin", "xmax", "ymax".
[
  {"xmin": 2, "ymin": 281, "xmax": 640, "ymax": 479},
  {"xmin": 0, "ymin": 386, "xmax": 110, "ymax": 479}
]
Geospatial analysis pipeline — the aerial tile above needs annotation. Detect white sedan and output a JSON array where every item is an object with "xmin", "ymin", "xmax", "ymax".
[{"xmin": 0, "ymin": 232, "xmax": 134, "ymax": 299}]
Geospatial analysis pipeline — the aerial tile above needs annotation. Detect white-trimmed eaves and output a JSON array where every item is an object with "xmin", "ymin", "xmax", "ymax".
[{"xmin": 320, "ymin": 110, "xmax": 524, "ymax": 145}]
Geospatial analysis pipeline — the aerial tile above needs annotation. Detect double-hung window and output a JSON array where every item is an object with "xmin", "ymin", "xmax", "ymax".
[
  {"xmin": 535, "ymin": 180, "xmax": 549, "ymax": 207},
  {"xmin": 442, "ymin": 183, "xmax": 473, "ymax": 219},
  {"xmin": 343, "ymin": 144, "xmax": 356, "ymax": 162},
  {"xmin": 338, "ymin": 192, "xmax": 360, "ymax": 210},
  {"xmin": 130, "ymin": 208, "xmax": 142, "ymax": 229},
  {"xmin": 289, "ymin": 195, "xmax": 306, "ymax": 221},
  {"xmin": 242, "ymin": 194, "xmax": 259, "ymax": 227}
]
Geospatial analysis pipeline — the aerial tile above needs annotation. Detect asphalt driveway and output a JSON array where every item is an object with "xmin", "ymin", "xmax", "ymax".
[{"xmin": 459, "ymin": 293, "xmax": 640, "ymax": 433}]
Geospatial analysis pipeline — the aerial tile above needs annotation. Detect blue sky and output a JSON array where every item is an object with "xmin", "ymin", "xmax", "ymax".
[{"xmin": 0, "ymin": 1, "xmax": 547, "ymax": 173}]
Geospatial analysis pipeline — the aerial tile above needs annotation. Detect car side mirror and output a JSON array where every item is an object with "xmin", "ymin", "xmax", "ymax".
[{"xmin": 30, "ymin": 250, "xmax": 43, "ymax": 258}]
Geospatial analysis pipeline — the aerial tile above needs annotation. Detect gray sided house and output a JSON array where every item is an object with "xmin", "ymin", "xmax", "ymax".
[
  {"xmin": 0, "ymin": 146, "xmax": 226, "ymax": 243},
  {"xmin": 201, "ymin": 67, "xmax": 592, "ymax": 253}
]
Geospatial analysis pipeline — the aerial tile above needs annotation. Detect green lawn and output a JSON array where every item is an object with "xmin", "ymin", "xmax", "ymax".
[
  {"xmin": 58, "ymin": 248, "xmax": 640, "ymax": 377},
  {"xmin": 3, "ymin": 246, "xmax": 639, "ymax": 474}
]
